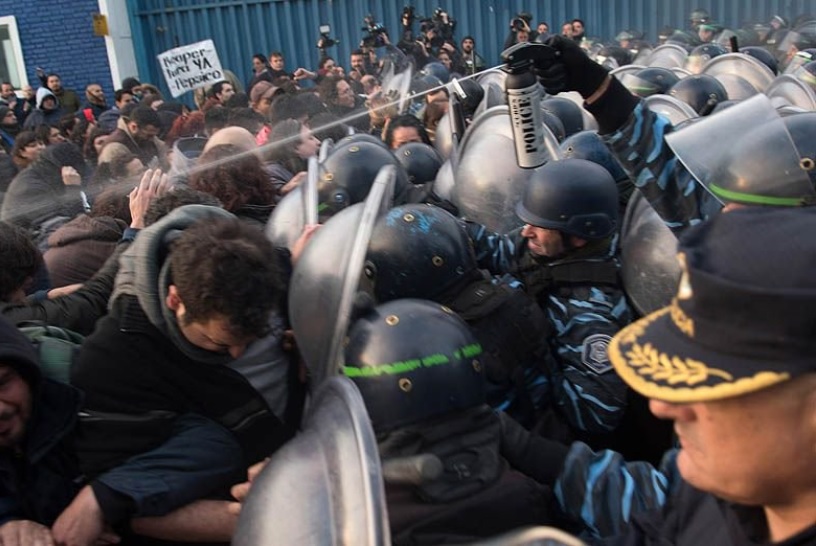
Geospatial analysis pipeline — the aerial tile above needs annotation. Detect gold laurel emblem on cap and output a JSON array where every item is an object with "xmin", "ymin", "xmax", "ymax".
[{"xmin": 625, "ymin": 341, "xmax": 733, "ymax": 386}]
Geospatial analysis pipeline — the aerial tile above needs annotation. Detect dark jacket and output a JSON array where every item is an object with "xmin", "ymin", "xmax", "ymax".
[
  {"xmin": 81, "ymin": 100, "xmax": 109, "ymax": 121},
  {"xmin": 1, "ymin": 236, "xmax": 131, "ymax": 336},
  {"xmin": 384, "ymin": 405, "xmax": 569, "ymax": 545},
  {"xmin": 71, "ymin": 206, "xmax": 294, "ymax": 480},
  {"xmin": 52, "ymin": 88, "xmax": 81, "ymax": 115},
  {"xmin": 0, "ymin": 312, "xmax": 244, "ymax": 531},
  {"xmin": 43, "ymin": 214, "xmax": 126, "ymax": 287},
  {"xmin": 23, "ymin": 88, "xmax": 64, "ymax": 129},
  {"xmin": 0, "ymin": 143, "xmax": 86, "ymax": 239},
  {"xmin": 0, "ymin": 315, "xmax": 82, "ymax": 526}
]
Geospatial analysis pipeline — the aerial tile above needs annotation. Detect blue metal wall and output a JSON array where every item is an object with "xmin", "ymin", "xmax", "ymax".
[
  {"xmin": 0, "ymin": 0, "xmax": 114, "ymax": 98},
  {"xmin": 129, "ymin": 0, "xmax": 813, "ymax": 100}
]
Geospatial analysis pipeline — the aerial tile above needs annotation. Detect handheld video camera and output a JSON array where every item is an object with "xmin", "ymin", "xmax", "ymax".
[
  {"xmin": 361, "ymin": 14, "xmax": 388, "ymax": 48},
  {"xmin": 317, "ymin": 24, "xmax": 339, "ymax": 52},
  {"xmin": 510, "ymin": 12, "xmax": 532, "ymax": 32}
]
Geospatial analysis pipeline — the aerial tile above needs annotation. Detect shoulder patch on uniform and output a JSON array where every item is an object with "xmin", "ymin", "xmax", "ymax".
[{"xmin": 581, "ymin": 333, "xmax": 613, "ymax": 374}]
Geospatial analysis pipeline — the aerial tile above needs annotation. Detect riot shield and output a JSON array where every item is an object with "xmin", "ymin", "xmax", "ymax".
[
  {"xmin": 433, "ymin": 159, "xmax": 455, "ymax": 201},
  {"xmin": 701, "ymin": 53, "xmax": 775, "ymax": 92},
  {"xmin": 611, "ymin": 64, "xmax": 646, "ymax": 84},
  {"xmin": 473, "ymin": 69, "xmax": 507, "ymax": 118},
  {"xmin": 710, "ymin": 73, "xmax": 759, "ymax": 100},
  {"xmin": 776, "ymin": 21, "xmax": 816, "ymax": 59},
  {"xmin": 670, "ymin": 67, "xmax": 692, "ymax": 79},
  {"xmin": 289, "ymin": 166, "xmax": 396, "ymax": 386},
  {"xmin": 265, "ymin": 155, "xmax": 323, "ymax": 250},
  {"xmin": 381, "ymin": 62, "xmax": 414, "ymax": 115},
  {"xmin": 303, "ymin": 156, "xmax": 319, "ymax": 225},
  {"xmin": 644, "ymin": 94, "xmax": 699, "ymax": 125},
  {"xmin": 765, "ymin": 74, "xmax": 816, "ymax": 110},
  {"xmin": 645, "ymin": 44, "xmax": 688, "ymax": 69},
  {"xmin": 265, "ymin": 187, "xmax": 303, "ymax": 252},
  {"xmin": 434, "ymin": 111, "xmax": 454, "ymax": 159},
  {"xmin": 452, "ymin": 106, "xmax": 560, "ymax": 233},
  {"xmin": 666, "ymin": 93, "xmax": 813, "ymax": 204},
  {"xmin": 233, "ymin": 375, "xmax": 389, "ymax": 546},
  {"xmin": 620, "ymin": 190, "xmax": 680, "ymax": 316},
  {"xmin": 319, "ymin": 138, "xmax": 333, "ymax": 162}
]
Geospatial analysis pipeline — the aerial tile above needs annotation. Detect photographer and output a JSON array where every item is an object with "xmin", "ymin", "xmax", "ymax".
[
  {"xmin": 503, "ymin": 12, "xmax": 538, "ymax": 50},
  {"xmin": 412, "ymin": 9, "xmax": 456, "ymax": 68}
]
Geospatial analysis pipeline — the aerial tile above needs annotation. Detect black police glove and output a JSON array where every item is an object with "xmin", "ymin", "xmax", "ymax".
[{"xmin": 535, "ymin": 35, "xmax": 609, "ymax": 98}]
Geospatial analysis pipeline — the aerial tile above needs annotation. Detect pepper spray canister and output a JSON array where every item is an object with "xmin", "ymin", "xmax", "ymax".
[{"xmin": 506, "ymin": 68, "xmax": 547, "ymax": 169}]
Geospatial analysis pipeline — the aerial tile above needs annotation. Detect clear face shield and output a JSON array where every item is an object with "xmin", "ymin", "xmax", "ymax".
[{"xmin": 666, "ymin": 94, "xmax": 815, "ymax": 206}]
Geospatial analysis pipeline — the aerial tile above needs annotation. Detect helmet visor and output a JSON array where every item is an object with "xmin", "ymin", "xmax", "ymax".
[{"xmin": 666, "ymin": 93, "xmax": 814, "ymax": 205}]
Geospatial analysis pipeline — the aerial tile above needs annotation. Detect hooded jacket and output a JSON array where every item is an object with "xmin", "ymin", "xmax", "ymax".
[
  {"xmin": 0, "ymin": 142, "xmax": 85, "ymax": 239},
  {"xmin": 23, "ymin": 88, "xmax": 64, "ymax": 128},
  {"xmin": 72, "ymin": 205, "xmax": 295, "ymax": 479},
  {"xmin": 0, "ymin": 315, "xmax": 83, "ymax": 526}
]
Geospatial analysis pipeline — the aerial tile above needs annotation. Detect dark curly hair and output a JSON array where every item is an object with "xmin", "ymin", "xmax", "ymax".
[
  {"xmin": 144, "ymin": 187, "xmax": 222, "ymax": 227},
  {"xmin": 0, "ymin": 222, "xmax": 42, "ymax": 301},
  {"xmin": 168, "ymin": 217, "xmax": 282, "ymax": 337},
  {"xmin": 189, "ymin": 144, "xmax": 276, "ymax": 212}
]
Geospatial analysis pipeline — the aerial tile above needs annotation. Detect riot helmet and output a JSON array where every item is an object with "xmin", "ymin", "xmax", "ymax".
[
  {"xmin": 559, "ymin": 131, "xmax": 627, "ymax": 183},
  {"xmin": 665, "ymin": 94, "xmax": 816, "ymax": 206},
  {"xmin": 560, "ymin": 131, "xmax": 632, "ymax": 207},
  {"xmin": 781, "ymin": 112, "xmax": 816, "ymax": 190},
  {"xmin": 668, "ymin": 74, "xmax": 728, "ymax": 115},
  {"xmin": 701, "ymin": 113, "xmax": 816, "ymax": 205},
  {"xmin": 516, "ymin": 158, "xmax": 618, "ymax": 239},
  {"xmin": 393, "ymin": 142, "xmax": 443, "ymax": 185},
  {"xmin": 456, "ymin": 78, "xmax": 485, "ymax": 119},
  {"xmin": 319, "ymin": 140, "xmax": 409, "ymax": 217},
  {"xmin": 343, "ymin": 299, "xmax": 486, "ymax": 433},
  {"xmin": 740, "ymin": 46, "xmax": 779, "ymax": 74},
  {"xmin": 540, "ymin": 108, "xmax": 566, "ymax": 142},
  {"xmin": 365, "ymin": 204, "xmax": 477, "ymax": 302},
  {"xmin": 685, "ymin": 43, "xmax": 728, "ymax": 73},
  {"xmin": 621, "ymin": 67, "xmax": 680, "ymax": 97},
  {"xmin": 540, "ymin": 96, "xmax": 585, "ymax": 138},
  {"xmin": 421, "ymin": 62, "xmax": 450, "ymax": 84},
  {"xmin": 597, "ymin": 45, "xmax": 634, "ymax": 69},
  {"xmin": 335, "ymin": 132, "xmax": 390, "ymax": 150}
]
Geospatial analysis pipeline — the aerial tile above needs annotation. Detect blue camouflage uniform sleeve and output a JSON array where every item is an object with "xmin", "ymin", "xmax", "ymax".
[
  {"xmin": 463, "ymin": 221, "xmax": 524, "ymax": 275},
  {"xmin": 555, "ymin": 442, "xmax": 681, "ymax": 539},
  {"xmin": 545, "ymin": 284, "xmax": 631, "ymax": 435},
  {"xmin": 599, "ymin": 95, "xmax": 717, "ymax": 234}
]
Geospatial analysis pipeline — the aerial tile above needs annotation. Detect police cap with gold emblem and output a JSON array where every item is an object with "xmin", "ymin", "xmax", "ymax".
[{"xmin": 609, "ymin": 207, "xmax": 816, "ymax": 403}]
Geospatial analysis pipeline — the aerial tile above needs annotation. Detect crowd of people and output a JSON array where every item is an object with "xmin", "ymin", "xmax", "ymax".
[{"xmin": 0, "ymin": 5, "xmax": 814, "ymax": 546}]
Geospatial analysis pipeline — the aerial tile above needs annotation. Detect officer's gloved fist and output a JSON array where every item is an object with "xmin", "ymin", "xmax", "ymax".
[{"xmin": 536, "ymin": 35, "xmax": 609, "ymax": 99}]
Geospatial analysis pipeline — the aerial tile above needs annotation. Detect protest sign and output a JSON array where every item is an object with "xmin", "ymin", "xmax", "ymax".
[{"xmin": 157, "ymin": 39, "xmax": 223, "ymax": 98}]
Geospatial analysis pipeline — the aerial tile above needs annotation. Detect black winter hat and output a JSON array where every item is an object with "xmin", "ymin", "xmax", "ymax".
[{"xmin": 121, "ymin": 77, "xmax": 142, "ymax": 93}]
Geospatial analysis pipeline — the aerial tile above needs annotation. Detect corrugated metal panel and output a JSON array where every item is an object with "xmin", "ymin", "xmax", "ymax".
[{"xmin": 129, "ymin": 0, "xmax": 813, "ymax": 101}]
